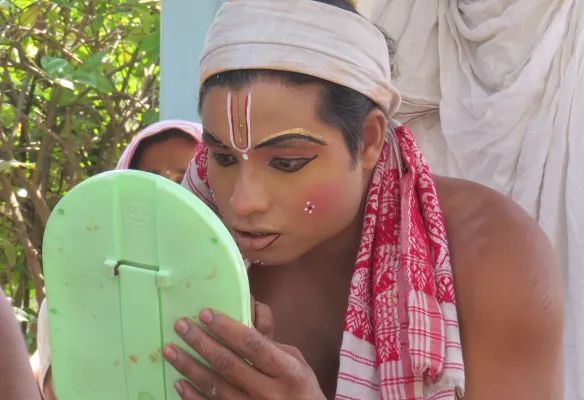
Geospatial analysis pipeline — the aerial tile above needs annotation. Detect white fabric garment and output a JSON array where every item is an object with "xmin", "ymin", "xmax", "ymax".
[{"xmin": 358, "ymin": 1, "xmax": 584, "ymax": 398}]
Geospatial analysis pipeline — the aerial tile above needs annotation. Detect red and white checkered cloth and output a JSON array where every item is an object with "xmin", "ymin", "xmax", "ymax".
[{"xmin": 183, "ymin": 124, "xmax": 465, "ymax": 399}]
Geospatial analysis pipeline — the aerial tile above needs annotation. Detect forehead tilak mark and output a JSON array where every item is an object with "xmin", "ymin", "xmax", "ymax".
[{"xmin": 227, "ymin": 91, "xmax": 252, "ymax": 159}]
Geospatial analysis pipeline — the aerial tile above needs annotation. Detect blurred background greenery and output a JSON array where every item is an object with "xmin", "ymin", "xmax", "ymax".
[{"xmin": 0, "ymin": 0, "xmax": 160, "ymax": 351}]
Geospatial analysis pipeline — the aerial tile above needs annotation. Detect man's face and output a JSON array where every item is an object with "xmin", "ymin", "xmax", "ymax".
[{"xmin": 201, "ymin": 80, "xmax": 368, "ymax": 266}]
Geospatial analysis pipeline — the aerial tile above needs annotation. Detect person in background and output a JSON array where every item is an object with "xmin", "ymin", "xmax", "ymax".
[{"xmin": 117, "ymin": 119, "xmax": 202, "ymax": 183}]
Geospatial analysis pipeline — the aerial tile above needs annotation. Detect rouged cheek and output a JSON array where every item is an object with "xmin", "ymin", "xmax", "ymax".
[{"xmin": 297, "ymin": 181, "xmax": 356, "ymax": 222}]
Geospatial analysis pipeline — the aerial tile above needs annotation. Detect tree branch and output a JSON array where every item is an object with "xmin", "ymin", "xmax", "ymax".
[{"xmin": 0, "ymin": 175, "xmax": 44, "ymax": 308}]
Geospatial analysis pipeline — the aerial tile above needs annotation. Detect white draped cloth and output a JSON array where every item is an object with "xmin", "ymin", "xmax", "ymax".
[{"xmin": 358, "ymin": 1, "xmax": 584, "ymax": 399}]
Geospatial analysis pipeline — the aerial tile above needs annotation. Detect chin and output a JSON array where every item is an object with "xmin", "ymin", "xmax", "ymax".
[
  {"xmin": 244, "ymin": 243, "xmax": 307, "ymax": 267},
  {"xmin": 245, "ymin": 252, "xmax": 293, "ymax": 267}
]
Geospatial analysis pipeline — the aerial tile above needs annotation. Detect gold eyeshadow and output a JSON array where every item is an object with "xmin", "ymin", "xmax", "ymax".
[{"xmin": 255, "ymin": 128, "xmax": 329, "ymax": 147}]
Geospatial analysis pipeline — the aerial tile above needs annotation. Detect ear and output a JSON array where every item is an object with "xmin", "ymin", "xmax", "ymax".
[{"xmin": 359, "ymin": 109, "xmax": 386, "ymax": 171}]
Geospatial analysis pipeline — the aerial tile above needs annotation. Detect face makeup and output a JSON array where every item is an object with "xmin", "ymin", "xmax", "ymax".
[
  {"xmin": 232, "ymin": 230, "xmax": 280, "ymax": 252},
  {"xmin": 254, "ymin": 128, "xmax": 328, "ymax": 148},
  {"xmin": 227, "ymin": 91, "xmax": 252, "ymax": 160}
]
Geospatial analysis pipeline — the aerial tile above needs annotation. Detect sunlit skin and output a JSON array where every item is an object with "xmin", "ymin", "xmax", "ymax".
[
  {"xmin": 135, "ymin": 135, "xmax": 197, "ymax": 184},
  {"xmin": 160, "ymin": 79, "xmax": 564, "ymax": 400}
]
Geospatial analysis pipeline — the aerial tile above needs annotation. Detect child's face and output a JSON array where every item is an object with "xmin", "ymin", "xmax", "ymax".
[{"xmin": 136, "ymin": 136, "xmax": 196, "ymax": 184}]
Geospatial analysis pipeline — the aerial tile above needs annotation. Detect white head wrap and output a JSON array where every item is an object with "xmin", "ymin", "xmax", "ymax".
[{"xmin": 200, "ymin": 0, "xmax": 402, "ymax": 116}]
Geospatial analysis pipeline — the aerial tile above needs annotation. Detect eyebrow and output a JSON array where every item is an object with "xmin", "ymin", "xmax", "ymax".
[
  {"xmin": 202, "ymin": 128, "xmax": 328, "ymax": 150},
  {"xmin": 254, "ymin": 129, "xmax": 328, "ymax": 149},
  {"xmin": 202, "ymin": 130, "xmax": 229, "ymax": 149}
]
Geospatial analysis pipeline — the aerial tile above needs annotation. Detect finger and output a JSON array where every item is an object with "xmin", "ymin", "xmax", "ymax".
[
  {"xmin": 274, "ymin": 343, "xmax": 309, "ymax": 366},
  {"xmin": 171, "ymin": 319, "xmax": 270, "ymax": 390},
  {"xmin": 254, "ymin": 300, "xmax": 275, "ymax": 339},
  {"xmin": 164, "ymin": 345, "xmax": 248, "ymax": 400},
  {"xmin": 174, "ymin": 380, "xmax": 206, "ymax": 400},
  {"xmin": 198, "ymin": 309, "xmax": 298, "ymax": 377}
]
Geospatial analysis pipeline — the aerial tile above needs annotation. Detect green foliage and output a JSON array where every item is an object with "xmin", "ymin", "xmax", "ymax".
[{"xmin": 0, "ymin": 0, "xmax": 161, "ymax": 351}]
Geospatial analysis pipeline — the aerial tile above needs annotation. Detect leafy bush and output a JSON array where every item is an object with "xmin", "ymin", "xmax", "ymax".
[{"xmin": 0, "ymin": 0, "xmax": 160, "ymax": 350}]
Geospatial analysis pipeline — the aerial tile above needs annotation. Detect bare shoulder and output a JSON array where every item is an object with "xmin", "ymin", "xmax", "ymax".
[
  {"xmin": 432, "ymin": 175, "xmax": 563, "ymax": 312},
  {"xmin": 434, "ymin": 175, "xmax": 564, "ymax": 399}
]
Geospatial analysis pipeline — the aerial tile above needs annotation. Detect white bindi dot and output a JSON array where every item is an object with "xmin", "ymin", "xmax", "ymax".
[{"xmin": 242, "ymin": 153, "xmax": 249, "ymax": 160}]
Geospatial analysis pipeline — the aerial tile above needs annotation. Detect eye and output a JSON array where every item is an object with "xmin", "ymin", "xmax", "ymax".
[
  {"xmin": 211, "ymin": 153, "xmax": 238, "ymax": 167},
  {"xmin": 269, "ymin": 156, "xmax": 317, "ymax": 173}
]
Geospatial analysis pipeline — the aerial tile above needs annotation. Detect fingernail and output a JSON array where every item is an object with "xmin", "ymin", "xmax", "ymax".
[
  {"xmin": 174, "ymin": 381, "xmax": 184, "ymax": 394},
  {"xmin": 199, "ymin": 309, "xmax": 214, "ymax": 324},
  {"xmin": 175, "ymin": 319, "xmax": 190, "ymax": 336},
  {"xmin": 163, "ymin": 345, "xmax": 178, "ymax": 362}
]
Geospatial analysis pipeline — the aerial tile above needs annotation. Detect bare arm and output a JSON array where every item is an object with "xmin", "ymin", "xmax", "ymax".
[{"xmin": 0, "ymin": 290, "xmax": 42, "ymax": 400}]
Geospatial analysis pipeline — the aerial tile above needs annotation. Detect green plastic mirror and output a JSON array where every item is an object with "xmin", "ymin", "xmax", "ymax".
[{"xmin": 42, "ymin": 170, "xmax": 251, "ymax": 400}]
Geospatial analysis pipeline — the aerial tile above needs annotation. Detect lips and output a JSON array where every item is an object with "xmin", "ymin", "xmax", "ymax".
[{"xmin": 232, "ymin": 230, "xmax": 280, "ymax": 252}]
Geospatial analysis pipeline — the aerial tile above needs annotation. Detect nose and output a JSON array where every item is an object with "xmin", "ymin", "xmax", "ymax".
[{"xmin": 228, "ymin": 169, "xmax": 270, "ymax": 218}]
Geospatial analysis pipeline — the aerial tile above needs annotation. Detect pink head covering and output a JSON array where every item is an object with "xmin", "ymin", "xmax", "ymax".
[{"xmin": 115, "ymin": 119, "xmax": 202, "ymax": 170}]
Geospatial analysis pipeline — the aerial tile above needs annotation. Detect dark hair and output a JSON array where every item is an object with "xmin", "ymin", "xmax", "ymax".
[
  {"xmin": 198, "ymin": 0, "xmax": 397, "ymax": 163},
  {"xmin": 129, "ymin": 128, "xmax": 197, "ymax": 169}
]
